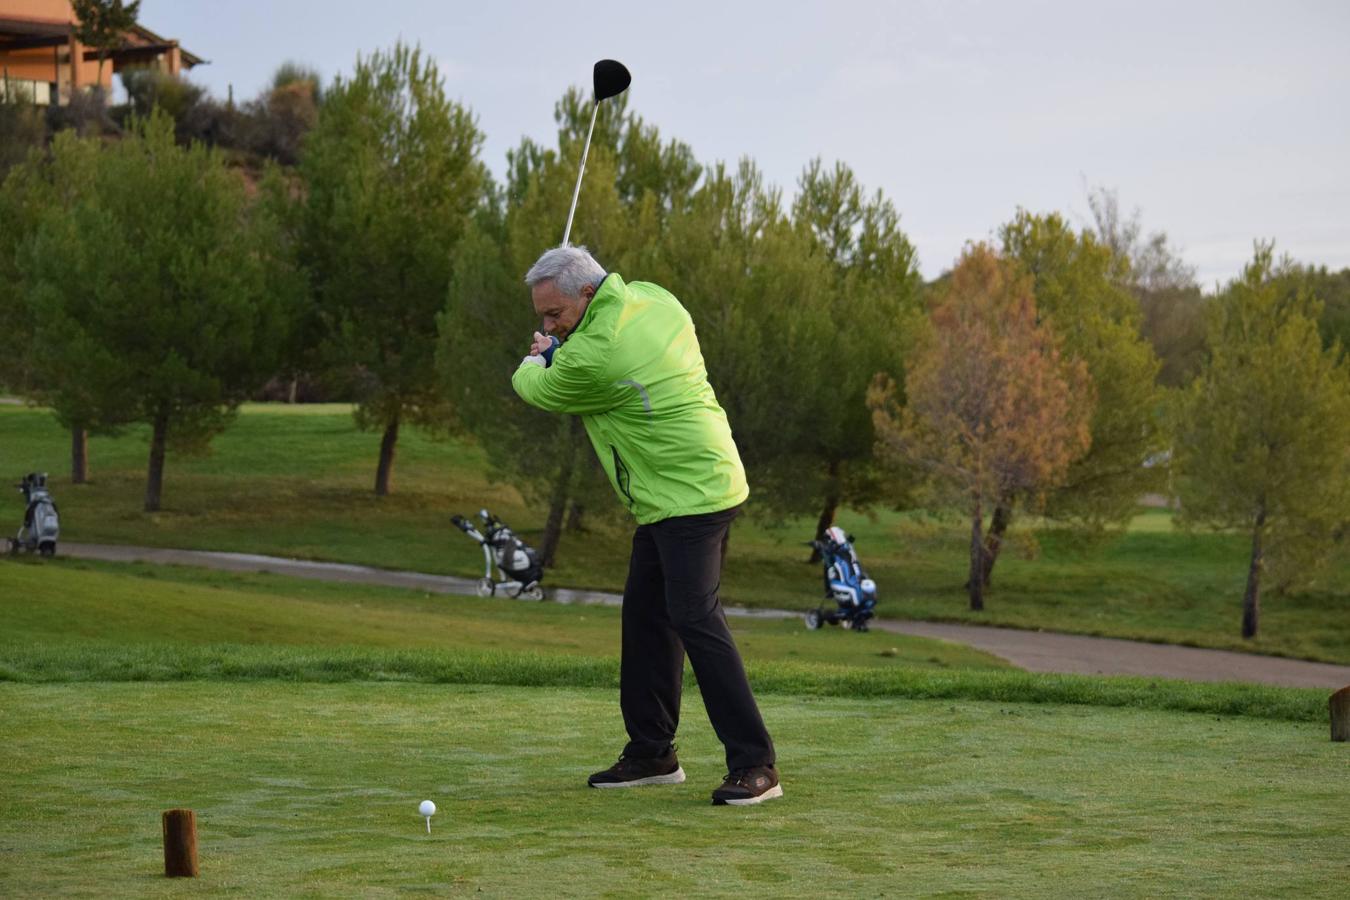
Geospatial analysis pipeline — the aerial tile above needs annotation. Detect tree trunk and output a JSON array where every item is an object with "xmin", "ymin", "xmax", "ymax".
[
  {"xmin": 968, "ymin": 500, "xmax": 985, "ymax": 611},
  {"xmin": 808, "ymin": 459, "xmax": 843, "ymax": 563},
  {"xmin": 374, "ymin": 414, "xmax": 399, "ymax": 496},
  {"xmin": 539, "ymin": 427, "xmax": 579, "ymax": 567},
  {"xmin": 981, "ymin": 502, "xmax": 1014, "ymax": 587},
  {"xmin": 71, "ymin": 426, "xmax": 89, "ymax": 485},
  {"xmin": 541, "ymin": 485, "xmax": 568, "ymax": 568},
  {"xmin": 565, "ymin": 499, "xmax": 586, "ymax": 532},
  {"xmin": 144, "ymin": 412, "xmax": 169, "ymax": 512},
  {"xmin": 1242, "ymin": 509, "xmax": 1265, "ymax": 639},
  {"xmin": 288, "ymin": 377, "xmax": 298, "ymax": 404}
]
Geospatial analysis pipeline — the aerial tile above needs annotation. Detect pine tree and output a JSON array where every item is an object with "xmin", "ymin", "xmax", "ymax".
[
  {"xmin": 992, "ymin": 210, "xmax": 1166, "ymax": 585},
  {"xmin": 654, "ymin": 159, "xmax": 837, "ymax": 522},
  {"xmin": 300, "ymin": 43, "xmax": 485, "ymax": 496},
  {"xmin": 1174, "ymin": 244, "xmax": 1350, "ymax": 639},
  {"xmin": 71, "ymin": 0, "xmax": 140, "ymax": 88},
  {"xmin": 789, "ymin": 160, "xmax": 923, "ymax": 549},
  {"xmin": 15, "ymin": 113, "xmax": 295, "ymax": 510},
  {"xmin": 0, "ymin": 134, "xmax": 103, "ymax": 483}
]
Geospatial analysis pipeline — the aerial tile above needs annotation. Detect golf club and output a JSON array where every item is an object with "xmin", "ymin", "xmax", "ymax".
[{"xmin": 561, "ymin": 59, "xmax": 631, "ymax": 246}]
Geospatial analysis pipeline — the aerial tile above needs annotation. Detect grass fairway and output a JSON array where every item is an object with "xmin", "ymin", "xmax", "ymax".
[
  {"xmin": 2, "ymin": 550, "xmax": 1342, "ymax": 895},
  {"xmin": 3, "ymin": 403, "xmax": 1348, "ymax": 663},
  {"xmin": 0, "ymin": 558, "xmax": 1008, "ymax": 673},
  {"xmin": 2, "ymin": 682, "xmax": 1346, "ymax": 898},
  {"xmin": 1, "ymin": 559, "xmax": 1330, "ymax": 725}
]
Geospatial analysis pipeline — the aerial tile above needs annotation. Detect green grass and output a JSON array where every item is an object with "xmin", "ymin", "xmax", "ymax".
[
  {"xmin": 2, "ymin": 437, "xmax": 1343, "ymax": 897},
  {"xmin": 3, "ymin": 403, "xmax": 1348, "ymax": 662},
  {"xmin": 2, "ymin": 683, "xmax": 1346, "ymax": 897},
  {"xmin": 0, "ymin": 559, "xmax": 1328, "ymax": 724},
  {"xmin": 0, "ymin": 557, "xmax": 1007, "ymax": 672},
  {"xmin": 1, "ymin": 644, "xmax": 1326, "ymax": 723}
]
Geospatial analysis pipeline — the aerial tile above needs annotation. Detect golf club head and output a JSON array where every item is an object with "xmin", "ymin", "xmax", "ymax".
[{"xmin": 593, "ymin": 59, "xmax": 631, "ymax": 102}]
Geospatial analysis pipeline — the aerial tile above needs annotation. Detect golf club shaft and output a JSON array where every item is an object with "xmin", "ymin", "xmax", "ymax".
[{"xmin": 561, "ymin": 101, "xmax": 600, "ymax": 246}]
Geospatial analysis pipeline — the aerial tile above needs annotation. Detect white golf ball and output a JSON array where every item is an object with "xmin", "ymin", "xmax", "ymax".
[{"xmin": 419, "ymin": 800, "xmax": 436, "ymax": 817}]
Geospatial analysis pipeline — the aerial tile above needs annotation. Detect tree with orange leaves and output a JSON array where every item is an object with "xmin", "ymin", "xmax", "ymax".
[{"xmin": 869, "ymin": 244, "xmax": 1093, "ymax": 611}]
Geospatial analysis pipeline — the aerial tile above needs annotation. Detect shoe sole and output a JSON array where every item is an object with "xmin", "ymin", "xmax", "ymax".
[
  {"xmin": 589, "ymin": 766, "xmax": 686, "ymax": 788},
  {"xmin": 715, "ymin": 784, "xmax": 784, "ymax": 806}
]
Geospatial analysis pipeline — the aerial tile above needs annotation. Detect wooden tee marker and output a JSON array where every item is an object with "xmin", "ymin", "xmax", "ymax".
[
  {"xmin": 1332, "ymin": 686, "xmax": 1350, "ymax": 743},
  {"xmin": 162, "ymin": 809, "xmax": 199, "ymax": 877}
]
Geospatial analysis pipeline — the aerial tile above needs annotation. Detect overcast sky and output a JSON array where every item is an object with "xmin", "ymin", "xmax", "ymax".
[{"xmin": 139, "ymin": 0, "xmax": 1350, "ymax": 287}]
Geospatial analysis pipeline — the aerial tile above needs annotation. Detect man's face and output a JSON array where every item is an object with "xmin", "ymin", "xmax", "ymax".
[{"xmin": 531, "ymin": 280, "xmax": 595, "ymax": 340}]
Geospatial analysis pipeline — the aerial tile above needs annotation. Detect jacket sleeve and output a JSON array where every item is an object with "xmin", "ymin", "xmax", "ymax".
[{"xmin": 512, "ymin": 334, "xmax": 616, "ymax": 415}]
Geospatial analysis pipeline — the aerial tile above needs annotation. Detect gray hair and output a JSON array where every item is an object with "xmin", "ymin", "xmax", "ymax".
[{"xmin": 524, "ymin": 246, "xmax": 607, "ymax": 298}]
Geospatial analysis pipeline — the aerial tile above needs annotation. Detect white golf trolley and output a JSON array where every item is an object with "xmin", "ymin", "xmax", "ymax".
[
  {"xmin": 451, "ymin": 509, "xmax": 545, "ymax": 601},
  {"xmin": 8, "ymin": 472, "xmax": 59, "ymax": 557}
]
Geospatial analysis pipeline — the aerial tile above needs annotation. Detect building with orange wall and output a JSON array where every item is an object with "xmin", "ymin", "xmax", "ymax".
[{"xmin": 0, "ymin": 0, "xmax": 203, "ymax": 105}]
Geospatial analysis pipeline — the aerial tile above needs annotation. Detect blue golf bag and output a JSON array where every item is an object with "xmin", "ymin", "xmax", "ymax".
[{"xmin": 804, "ymin": 526, "xmax": 876, "ymax": 632}]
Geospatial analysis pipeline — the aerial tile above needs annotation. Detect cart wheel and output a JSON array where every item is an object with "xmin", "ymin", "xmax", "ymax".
[
  {"xmin": 39, "ymin": 542, "xmax": 55, "ymax": 558},
  {"xmin": 476, "ymin": 578, "xmax": 495, "ymax": 597},
  {"xmin": 804, "ymin": 609, "xmax": 822, "ymax": 630},
  {"xmin": 520, "ymin": 585, "xmax": 544, "ymax": 602},
  {"xmin": 854, "ymin": 620, "xmax": 869, "ymax": 633},
  {"xmin": 840, "ymin": 618, "xmax": 852, "ymax": 630},
  {"xmin": 6, "ymin": 539, "xmax": 17, "ymax": 555}
]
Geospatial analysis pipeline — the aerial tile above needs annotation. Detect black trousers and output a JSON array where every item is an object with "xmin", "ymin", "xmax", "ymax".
[{"xmin": 619, "ymin": 505, "xmax": 775, "ymax": 771}]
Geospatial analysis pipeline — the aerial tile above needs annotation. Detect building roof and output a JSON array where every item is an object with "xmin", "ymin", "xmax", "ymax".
[
  {"xmin": 0, "ymin": 10, "xmax": 205, "ymax": 67},
  {"xmin": 128, "ymin": 22, "xmax": 205, "ymax": 67},
  {"xmin": 0, "ymin": 15, "xmax": 70, "ymax": 49}
]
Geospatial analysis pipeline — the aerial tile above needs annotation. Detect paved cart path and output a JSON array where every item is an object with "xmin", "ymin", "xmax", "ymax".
[
  {"xmin": 877, "ymin": 621, "xmax": 1350, "ymax": 689},
  {"xmin": 58, "ymin": 542, "xmax": 1350, "ymax": 690}
]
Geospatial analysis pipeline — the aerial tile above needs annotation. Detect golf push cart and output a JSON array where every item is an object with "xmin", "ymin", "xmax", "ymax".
[
  {"xmin": 9, "ymin": 472, "xmax": 59, "ymax": 557},
  {"xmin": 804, "ymin": 526, "xmax": 877, "ymax": 632},
  {"xmin": 451, "ymin": 509, "xmax": 545, "ymax": 601}
]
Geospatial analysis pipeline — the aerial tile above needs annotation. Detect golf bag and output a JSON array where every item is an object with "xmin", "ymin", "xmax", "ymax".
[
  {"xmin": 451, "ymin": 509, "xmax": 544, "ymax": 600},
  {"xmin": 9, "ymin": 472, "xmax": 59, "ymax": 557},
  {"xmin": 804, "ymin": 526, "xmax": 876, "ymax": 632}
]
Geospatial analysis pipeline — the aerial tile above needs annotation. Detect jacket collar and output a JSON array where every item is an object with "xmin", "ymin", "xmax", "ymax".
[{"xmin": 573, "ymin": 272, "xmax": 625, "ymax": 335}]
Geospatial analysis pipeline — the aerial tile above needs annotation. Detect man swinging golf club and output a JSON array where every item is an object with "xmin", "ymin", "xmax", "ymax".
[
  {"xmin": 513, "ymin": 245, "xmax": 781, "ymax": 806},
  {"xmin": 510, "ymin": 57, "xmax": 778, "ymax": 808}
]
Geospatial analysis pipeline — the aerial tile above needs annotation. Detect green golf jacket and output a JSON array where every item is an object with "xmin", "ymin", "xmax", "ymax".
[{"xmin": 512, "ymin": 273, "xmax": 749, "ymax": 524}]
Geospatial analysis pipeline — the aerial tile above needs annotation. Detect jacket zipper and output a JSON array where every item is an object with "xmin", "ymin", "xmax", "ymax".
[{"xmin": 610, "ymin": 445, "xmax": 636, "ymax": 510}]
